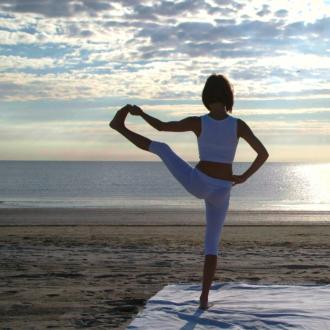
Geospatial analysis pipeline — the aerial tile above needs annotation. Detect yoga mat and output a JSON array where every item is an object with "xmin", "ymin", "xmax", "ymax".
[{"xmin": 127, "ymin": 282, "xmax": 330, "ymax": 329}]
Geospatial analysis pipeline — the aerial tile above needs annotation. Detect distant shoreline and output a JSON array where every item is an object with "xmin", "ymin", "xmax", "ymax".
[
  {"xmin": 0, "ymin": 207, "xmax": 329, "ymax": 226},
  {"xmin": 1, "ymin": 206, "xmax": 330, "ymax": 213},
  {"xmin": 0, "ymin": 160, "xmax": 329, "ymax": 163}
]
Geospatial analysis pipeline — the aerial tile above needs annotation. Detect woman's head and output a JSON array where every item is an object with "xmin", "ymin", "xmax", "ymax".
[{"xmin": 202, "ymin": 74, "xmax": 234, "ymax": 113}]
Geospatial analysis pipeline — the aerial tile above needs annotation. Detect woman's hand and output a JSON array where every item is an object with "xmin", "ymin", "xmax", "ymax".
[
  {"xmin": 129, "ymin": 105, "xmax": 143, "ymax": 116},
  {"xmin": 231, "ymin": 174, "xmax": 247, "ymax": 186},
  {"xmin": 119, "ymin": 104, "xmax": 133, "ymax": 112}
]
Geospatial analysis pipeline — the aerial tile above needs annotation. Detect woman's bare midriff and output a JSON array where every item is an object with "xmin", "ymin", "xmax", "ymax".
[
  {"xmin": 195, "ymin": 161, "xmax": 233, "ymax": 181},
  {"xmin": 193, "ymin": 117, "xmax": 236, "ymax": 182}
]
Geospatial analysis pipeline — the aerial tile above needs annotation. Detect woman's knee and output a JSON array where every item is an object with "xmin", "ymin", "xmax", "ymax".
[
  {"xmin": 204, "ymin": 245, "xmax": 219, "ymax": 256},
  {"xmin": 148, "ymin": 140, "xmax": 170, "ymax": 154},
  {"xmin": 205, "ymin": 188, "xmax": 231, "ymax": 207}
]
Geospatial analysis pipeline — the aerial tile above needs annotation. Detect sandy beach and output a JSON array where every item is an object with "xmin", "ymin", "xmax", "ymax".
[{"xmin": 0, "ymin": 208, "xmax": 329, "ymax": 329}]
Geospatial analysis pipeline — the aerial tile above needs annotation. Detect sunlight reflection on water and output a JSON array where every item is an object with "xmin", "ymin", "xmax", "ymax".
[
  {"xmin": 289, "ymin": 163, "xmax": 330, "ymax": 210},
  {"xmin": 0, "ymin": 162, "xmax": 329, "ymax": 212}
]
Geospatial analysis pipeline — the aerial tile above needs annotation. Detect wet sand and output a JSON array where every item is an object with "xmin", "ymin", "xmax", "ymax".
[{"xmin": 0, "ymin": 208, "xmax": 329, "ymax": 329}]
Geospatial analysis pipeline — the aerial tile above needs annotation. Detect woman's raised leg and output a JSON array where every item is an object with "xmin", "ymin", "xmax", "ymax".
[
  {"xmin": 110, "ymin": 106, "xmax": 199, "ymax": 197},
  {"xmin": 148, "ymin": 141, "xmax": 196, "ymax": 195}
]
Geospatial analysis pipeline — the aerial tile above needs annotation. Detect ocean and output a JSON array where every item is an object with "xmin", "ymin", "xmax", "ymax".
[{"xmin": 0, "ymin": 161, "xmax": 329, "ymax": 213}]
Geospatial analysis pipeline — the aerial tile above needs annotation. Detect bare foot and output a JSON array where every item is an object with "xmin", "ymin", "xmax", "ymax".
[{"xmin": 109, "ymin": 106, "xmax": 130, "ymax": 130}]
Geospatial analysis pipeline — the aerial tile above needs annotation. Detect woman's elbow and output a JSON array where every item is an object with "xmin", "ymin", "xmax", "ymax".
[{"xmin": 158, "ymin": 122, "xmax": 166, "ymax": 131}]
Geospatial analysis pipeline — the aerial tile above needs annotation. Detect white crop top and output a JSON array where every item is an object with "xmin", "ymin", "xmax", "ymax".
[{"xmin": 197, "ymin": 114, "xmax": 238, "ymax": 164}]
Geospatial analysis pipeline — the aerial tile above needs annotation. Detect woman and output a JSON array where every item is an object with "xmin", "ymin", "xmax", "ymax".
[{"xmin": 110, "ymin": 74, "xmax": 269, "ymax": 310}]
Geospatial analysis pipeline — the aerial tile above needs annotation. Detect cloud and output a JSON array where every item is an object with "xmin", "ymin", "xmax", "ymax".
[
  {"xmin": 256, "ymin": 4, "xmax": 271, "ymax": 17},
  {"xmin": 274, "ymin": 9, "xmax": 288, "ymax": 18},
  {"xmin": 0, "ymin": 0, "xmax": 329, "ymax": 161},
  {"xmin": 0, "ymin": 55, "xmax": 56, "ymax": 70},
  {"xmin": 0, "ymin": 1, "xmax": 329, "ymax": 110},
  {"xmin": 0, "ymin": 0, "xmax": 114, "ymax": 17},
  {"xmin": 285, "ymin": 17, "xmax": 330, "ymax": 38}
]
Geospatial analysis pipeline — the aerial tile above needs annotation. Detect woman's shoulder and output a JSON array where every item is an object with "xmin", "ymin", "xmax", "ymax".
[
  {"xmin": 230, "ymin": 115, "xmax": 246, "ymax": 125},
  {"xmin": 228, "ymin": 114, "xmax": 240, "ymax": 120},
  {"xmin": 234, "ymin": 117, "xmax": 255, "ymax": 138}
]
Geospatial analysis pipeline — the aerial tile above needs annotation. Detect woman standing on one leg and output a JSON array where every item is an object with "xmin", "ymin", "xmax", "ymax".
[{"xmin": 110, "ymin": 74, "xmax": 269, "ymax": 310}]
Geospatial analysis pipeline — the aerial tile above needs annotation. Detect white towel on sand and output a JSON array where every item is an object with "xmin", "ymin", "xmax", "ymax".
[{"xmin": 127, "ymin": 282, "xmax": 330, "ymax": 329}]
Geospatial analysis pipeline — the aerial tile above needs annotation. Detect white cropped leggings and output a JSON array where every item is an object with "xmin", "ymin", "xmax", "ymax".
[{"xmin": 149, "ymin": 141, "xmax": 233, "ymax": 256}]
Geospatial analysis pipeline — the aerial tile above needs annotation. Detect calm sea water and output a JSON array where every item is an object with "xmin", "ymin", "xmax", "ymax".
[{"xmin": 0, "ymin": 161, "xmax": 329, "ymax": 212}]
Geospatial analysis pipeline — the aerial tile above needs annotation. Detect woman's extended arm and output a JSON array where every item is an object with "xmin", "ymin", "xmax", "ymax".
[
  {"xmin": 129, "ymin": 105, "xmax": 198, "ymax": 133},
  {"xmin": 140, "ymin": 111, "xmax": 164, "ymax": 131},
  {"xmin": 233, "ymin": 119, "xmax": 269, "ymax": 185},
  {"xmin": 129, "ymin": 105, "xmax": 164, "ymax": 130}
]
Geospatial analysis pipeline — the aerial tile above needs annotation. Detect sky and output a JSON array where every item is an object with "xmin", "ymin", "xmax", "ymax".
[{"xmin": 0, "ymin": 0, "xmax": 329, "ymax": 162}]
